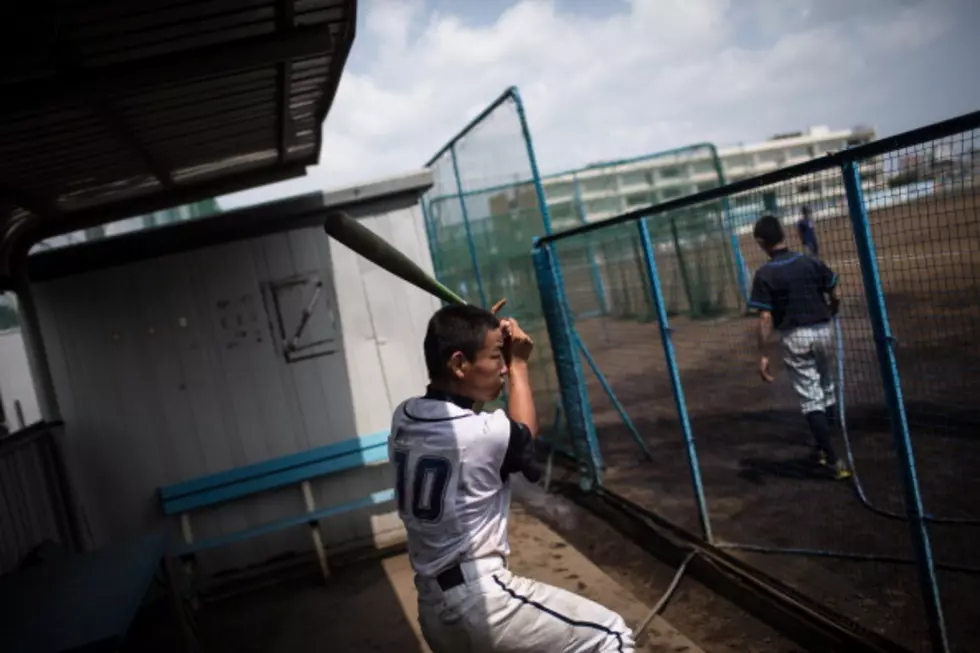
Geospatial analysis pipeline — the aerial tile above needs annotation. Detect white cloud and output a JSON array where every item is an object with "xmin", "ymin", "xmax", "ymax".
[{"xmin": 218, "ymin": 0, "xmax": 974, "ymax": 210}]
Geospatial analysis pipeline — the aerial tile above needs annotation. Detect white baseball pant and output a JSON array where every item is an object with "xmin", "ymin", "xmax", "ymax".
[
  {"xmin": 781, "ymin": 321, "xmax": 837, "ymax": 414},
  {"xmin": 415, "ymin": 557, "xmax": 635, "ymax": 652}
]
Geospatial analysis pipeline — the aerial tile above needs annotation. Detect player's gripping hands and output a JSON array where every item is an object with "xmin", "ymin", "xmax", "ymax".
[{"xmin": 501, "ymin": 317, "xmax": 534, "ymax": 364}]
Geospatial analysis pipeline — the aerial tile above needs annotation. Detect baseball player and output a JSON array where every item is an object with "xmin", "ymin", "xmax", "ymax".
[
  {"xmin": 796, "ymin": 205, "xmax": 819, "ymax": 257},
  {"xmin": 389, "ymin": 300, "xmax": 635, "ymax": 652},
  {"xmin": 750, "ymin": 215, "xmax": 852, "ymax": 480}
]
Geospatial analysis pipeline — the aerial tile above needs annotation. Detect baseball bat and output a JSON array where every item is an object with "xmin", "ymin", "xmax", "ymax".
[{"xmin": 323, "ymin": 211, "xmax": 466, "ymax": 306}]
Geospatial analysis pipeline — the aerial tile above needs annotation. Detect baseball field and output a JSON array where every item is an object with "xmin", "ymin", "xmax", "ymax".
[{"xmin": 566, "ymin": 187, "xmax": 980, "ymax": 652}]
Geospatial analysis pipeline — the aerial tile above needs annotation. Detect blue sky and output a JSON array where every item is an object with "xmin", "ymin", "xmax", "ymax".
[{"xmin": 219, "ymin": 0, "xmax": 980, "ymax": 209}]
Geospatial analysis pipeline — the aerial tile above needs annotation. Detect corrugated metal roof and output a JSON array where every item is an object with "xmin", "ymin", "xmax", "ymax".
[
  {"xmin": 27, "ymin": 169, "xmax": 435, "ymax": 282},
  {"xmin": 0, "ymin": 0, "xmax": 356, "ymax": 284}
]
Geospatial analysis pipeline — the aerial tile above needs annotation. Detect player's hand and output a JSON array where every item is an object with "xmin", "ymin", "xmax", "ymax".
[
  {"xmin": 502, "ymin": 317, "xmax": 534, "ymax": 363},
  {"xmin": 759, "ymin": 356, "xmax": 775, "ymax": 383}
]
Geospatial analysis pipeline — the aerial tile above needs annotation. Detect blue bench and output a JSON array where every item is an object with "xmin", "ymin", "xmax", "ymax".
[{"xmin": 158, "ymin": 431, "xmax": 395, "ymax": 583}]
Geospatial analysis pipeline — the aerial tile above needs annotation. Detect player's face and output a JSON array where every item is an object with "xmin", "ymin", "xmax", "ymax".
[{"xmin": 455, "ymin": 326, "xmax": 508, "ymax": 402}]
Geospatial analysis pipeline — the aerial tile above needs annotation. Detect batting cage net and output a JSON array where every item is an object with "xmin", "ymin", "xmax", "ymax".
[
  {"xmin": 543, "ymin": 145, "xmax": 748, "ymax": 322},
  {"xmin": 536, "ymin": 111, "xmax": 980, "ymax": 653},
  {"xmin": 421, "ymin": 87, "xmax": 569, "ymax": 460}
]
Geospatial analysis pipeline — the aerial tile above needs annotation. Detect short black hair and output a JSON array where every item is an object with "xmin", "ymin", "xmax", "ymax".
[
  {"xmin": 753, "ymin": 214, "xmax": 784, "ymax": 248},
  {"xmin": 423, "ymin": 304, "xmax": 500, "ymax": 381}
]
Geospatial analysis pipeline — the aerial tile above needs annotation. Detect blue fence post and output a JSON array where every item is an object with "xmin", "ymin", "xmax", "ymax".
[
  {"xmin": 449, "ymin": 144, "xmax": 488, "ymax": 308},
  {"xmin": 636, "ymin": 217, "xmax": 713, "ymax": 543},
  {"xmin": 420, "ymin": 199, "xmax": 443, "ymax": 296},
  {"xmin": 532, "ymin": 241, "xmax": 603, "ymax": 490},
  {"xmin": 709, "ymin": 145, "xmax": 750, "ymax": 306},
  {"xmin": 841, "ymin": 160, "xmax": 949, "ymax": 653},
  {"xmin": 573, "ymin": 332, "xmax": 653, "ymax": 462},
  {"xmin": 573, "ymin": 175, "xmax": 608, "ymax": 315}
]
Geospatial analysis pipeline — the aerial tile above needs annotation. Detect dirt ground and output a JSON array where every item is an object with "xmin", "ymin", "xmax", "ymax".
[
  {"xmin": 122, "ymin": 501, "xmax": 715, "ymax": 652},
  {"xmin": 513, "ymin": 479, "xmax": 804, "ymax": 653},
  {"xmin": 569, "ymin": 189, "xmax": 980, "ymax": 653}
]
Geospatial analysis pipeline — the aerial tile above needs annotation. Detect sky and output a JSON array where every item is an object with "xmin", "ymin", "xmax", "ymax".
[{"xmin": 218, "ymin": 0, "xmax": 980, "ymax": 210}]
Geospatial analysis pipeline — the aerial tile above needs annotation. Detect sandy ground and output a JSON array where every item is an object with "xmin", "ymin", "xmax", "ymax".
[{"xmin": 122, "ymin": 503, "xmax": 707, "ymax": 652}]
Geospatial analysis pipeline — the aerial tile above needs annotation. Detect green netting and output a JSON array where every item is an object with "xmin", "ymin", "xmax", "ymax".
[
  {"xmin": 426, "ymin": 141, "xmax": 743, "ymax": 324},
  {"xmin": 422, "ymin": 89, "xmax": 563, "ymax": 443}
]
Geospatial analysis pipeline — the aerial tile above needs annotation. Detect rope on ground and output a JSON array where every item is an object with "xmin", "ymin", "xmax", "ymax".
[
  {"xmin": 833, "ymin": 317, "xmax": 980, "ymax": 525},
  {"xmin": 633, "ymin": 551, "xmax": 697, "ymax": 643}
]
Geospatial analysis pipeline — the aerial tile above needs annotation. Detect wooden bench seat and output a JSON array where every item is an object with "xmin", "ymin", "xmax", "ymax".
[{"xmin": 158, "ymin": 431, "xmax": 393, "ymax": 582}]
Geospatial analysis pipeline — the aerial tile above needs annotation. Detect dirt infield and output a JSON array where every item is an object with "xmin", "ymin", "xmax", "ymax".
[
  {"xmin": 569, "ymin": 190, "xmax": 980, "ymax": 653},
  {"xmin": 121, "ymin": 505, "xmax": 705, "ymax": 652}
]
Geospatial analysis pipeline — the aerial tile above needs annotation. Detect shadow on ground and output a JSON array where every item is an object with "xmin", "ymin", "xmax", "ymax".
[{"xmin": 123, "ymin": 558, "xmax": 424, "ymax": 653}]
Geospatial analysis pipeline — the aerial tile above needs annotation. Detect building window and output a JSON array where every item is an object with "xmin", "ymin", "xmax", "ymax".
[
  {"xmin": 580, "ymin": 175, "xmax": 615, "ymax": 195},
  {"xmin": 549, "ymin": 201, "xmax": 576, "ymax": 223},
  {"xmin": 659, "ymin": 167, "xmax": 681, "ymax": 179},
  {"xmin": 691, "ymin": 160, "xmax": 715, "ymax": 175},
  {"xmin": 545, "ymin": 182, "xmax": 574, "ymax": 200},
  {"xmin": 626, "ymin": 192, "xmax": 654, "ymax": 208},
  {"xmin": 756, "ymin": 150, "xmax": 783, "ymax": 164},
  {"xmin": 586, "ymin": 197, "xmax": 621, "ymax": 215},
  {"xmin": 619, "ymin": 171, "xmax": 649, "ymax": 188},
  {"xmin": 724, "ymin": 154, "xmax": 750, "ymax": 169}
]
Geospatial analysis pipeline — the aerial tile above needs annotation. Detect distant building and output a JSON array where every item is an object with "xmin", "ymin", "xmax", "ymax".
[
  {"xmin": 425, "ymin": 124, "xmax": 881, "ymax": 264},
  {"xmin": 538, "ymin": 124, "xmax": 878, "ymax": 228}
]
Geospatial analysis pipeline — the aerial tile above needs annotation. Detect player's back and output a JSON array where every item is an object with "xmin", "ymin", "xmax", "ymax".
[
  {"xmin": 389, "ymin": 392, "xmax": 514, "ymax": 578},
  {"xmin": 752, "ymin": 250, "xmax": 836, "ymax": 330}
]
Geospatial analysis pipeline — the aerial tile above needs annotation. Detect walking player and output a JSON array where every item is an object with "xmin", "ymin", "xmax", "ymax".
[
  {"xmin": 750, "ymin": 214, "xmax": 852, "ymax": 480},
  {"xmin": 796, "ymin": 205, "xmax": 819, "ymax": 257},
  {"xmin": 389, "ymin": 301, "xmax": 635, "ymax": 652}
]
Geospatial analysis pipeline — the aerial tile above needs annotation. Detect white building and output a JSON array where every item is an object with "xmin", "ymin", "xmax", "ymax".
[{"xmin": 541, "ymin": 125, "xmax": 878, "ymax": 228}]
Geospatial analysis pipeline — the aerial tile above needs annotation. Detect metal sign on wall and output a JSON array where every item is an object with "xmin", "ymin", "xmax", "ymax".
[{"xmin": 265, "ymin": 272, "xmax": 339, "ymax": 363}]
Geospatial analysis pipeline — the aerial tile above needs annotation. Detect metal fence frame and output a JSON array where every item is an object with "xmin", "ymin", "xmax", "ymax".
[
  {"xmin": 424, "ymin": 141, "xmax": 753, "ymax": 319},
  {"xmin": 421, "ymin": 86, "xmax": 610, "ymax": 477},
  {"xmin": 535, "ymin": 109, "xmax": 980, "ymax": 653}
]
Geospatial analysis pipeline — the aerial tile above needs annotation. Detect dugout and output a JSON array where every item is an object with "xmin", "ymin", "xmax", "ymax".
[
  {"xmin": 0, "ymin": 0, "xmax": 373, "ymax": 583},
  {"xmin": 15, "ymin": 170, "xmax": 438, "ymax": 577}
]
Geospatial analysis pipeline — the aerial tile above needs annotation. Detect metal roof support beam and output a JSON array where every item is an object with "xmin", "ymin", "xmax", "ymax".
[
  {"xmin": 92, "ymin": 98, "xmax": 175, "ymax": 188},
  {"xmin": 1, "ymin": 23, "xmax": 339, "ymax": 116},
  {"xmin": 51, "ymin": 37, "xmax": 175, "ymax": 190},
  {"xmin": 277, "ymin": 0, "xmax": 296, "ymax": 163}
]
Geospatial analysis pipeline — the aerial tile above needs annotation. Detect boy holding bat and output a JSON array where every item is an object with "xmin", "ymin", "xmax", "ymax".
[{"xmin": 388, "ymin": 299, "xmax": 635, "ymax": 652}]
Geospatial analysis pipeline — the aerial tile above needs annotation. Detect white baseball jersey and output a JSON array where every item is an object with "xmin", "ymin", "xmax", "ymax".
[
  {"xmin": 388, "ymin": 389, "xmax": 537, "ymax": 578},
  {"xmin": 391, "ymin": 389, "xmax": 636, "ymax": 652}
]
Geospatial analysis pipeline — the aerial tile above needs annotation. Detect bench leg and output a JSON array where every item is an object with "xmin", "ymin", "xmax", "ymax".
[
  {"xmin": 179, "ymin": 513, "xmax": 201, "ymax": 610},
  {"xmin": 162, "ymin": 553, "xmax": 205, "ymax": 653},
  {"xmin": 302, "ymin": 480, "xmax": 331, "ymax": 582}
]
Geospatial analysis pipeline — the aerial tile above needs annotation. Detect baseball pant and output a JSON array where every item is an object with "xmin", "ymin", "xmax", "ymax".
[
  {"xmin": 781, "ymin": 322, "xmax": 836, "ymax": 415},
  {"xmin": 415, "ymin": 557, "xmax": 635, "ymax": 652}
]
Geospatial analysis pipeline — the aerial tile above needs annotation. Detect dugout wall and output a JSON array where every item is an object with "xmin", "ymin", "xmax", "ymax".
[{"xmin": 21, "ymin": 170, "xmax": 438, "ymax": 579}]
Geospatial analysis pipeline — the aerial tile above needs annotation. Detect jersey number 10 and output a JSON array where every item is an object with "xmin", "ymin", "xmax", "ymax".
[{"xmin": 393, "ymin": 450, "xmax": 451, "ymax": 522}]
